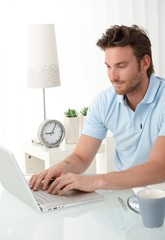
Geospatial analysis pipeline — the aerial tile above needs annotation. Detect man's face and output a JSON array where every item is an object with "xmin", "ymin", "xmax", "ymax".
[{"xmin": 105, "ymin": 46, "xmax": 147, "ymax": 96}]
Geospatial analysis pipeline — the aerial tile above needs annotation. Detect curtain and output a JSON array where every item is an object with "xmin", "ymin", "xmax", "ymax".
[{"xmin": 0, "ymin": 0, "xmax": 164, "ymax": 168}]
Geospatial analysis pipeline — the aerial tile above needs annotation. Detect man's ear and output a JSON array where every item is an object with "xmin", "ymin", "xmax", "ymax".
[{"xmin": 142, "ymin": 54, "xmax": 151, "ymax": 70}]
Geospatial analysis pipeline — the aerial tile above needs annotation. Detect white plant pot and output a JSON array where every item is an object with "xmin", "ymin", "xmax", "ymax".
[
  {"xmin": 64, "ymin": 117, "xmax": 80, "ymax": 144},
  {"xmin": 79, "ymin": 115, "xmax": 86, "ymax": 135}
]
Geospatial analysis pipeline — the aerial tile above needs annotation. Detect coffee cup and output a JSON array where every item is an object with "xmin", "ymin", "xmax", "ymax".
[{"xmin": 137, "ymin": 189, "xmax": 165, "ymax": 228}]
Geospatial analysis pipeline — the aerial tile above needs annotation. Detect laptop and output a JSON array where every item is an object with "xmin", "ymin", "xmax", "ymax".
[{"xmin": 0, "ymin": 145, "xmax": 103, "ymax": 212}]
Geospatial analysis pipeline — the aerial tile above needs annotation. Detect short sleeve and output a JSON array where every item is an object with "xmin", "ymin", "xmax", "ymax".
[{"xmin": 82, "ymin": 93, "xmax": 108, "ymax": 140}]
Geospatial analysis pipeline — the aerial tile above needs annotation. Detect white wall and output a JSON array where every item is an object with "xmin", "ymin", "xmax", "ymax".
[{"xmin": 0, "ymin": 0, "xmax": 165, "ymax": 165}]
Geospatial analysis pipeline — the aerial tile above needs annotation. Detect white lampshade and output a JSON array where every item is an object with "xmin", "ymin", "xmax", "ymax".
[{"xmin": 27, "ymin": 24, "xmax": 60, "ymax": 88}]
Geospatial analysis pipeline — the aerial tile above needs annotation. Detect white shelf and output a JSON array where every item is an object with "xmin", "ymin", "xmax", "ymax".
[{"xmin": 22, "ymin": 141, "xmax": 106, "ymax": 175}]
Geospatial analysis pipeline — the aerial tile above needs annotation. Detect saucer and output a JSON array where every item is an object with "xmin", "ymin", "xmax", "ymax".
[{"xmin": 127, "ymin": 195, "xmax": 140, "ymax": 214}]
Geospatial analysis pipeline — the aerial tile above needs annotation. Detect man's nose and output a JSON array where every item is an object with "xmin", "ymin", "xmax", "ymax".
[{"xmin": 108, "ymin": 69, "xmax": 119, "ymax": 81}]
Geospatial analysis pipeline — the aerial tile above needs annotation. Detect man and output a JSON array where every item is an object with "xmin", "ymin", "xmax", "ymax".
[{"xmin": 30, "ymin": 25, "xmax": 165, "ymax": 195}]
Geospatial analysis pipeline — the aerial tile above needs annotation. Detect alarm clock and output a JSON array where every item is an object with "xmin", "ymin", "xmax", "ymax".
[{"xmin": 37, "ymin": 119, "xmax": 65, "ymax": 148}]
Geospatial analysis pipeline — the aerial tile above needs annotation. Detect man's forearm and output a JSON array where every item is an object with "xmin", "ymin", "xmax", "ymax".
[
  {"xmin": 99, "ymin": 161, "xmax": 165, "ymax": 190},
  {"xmin": 63, "ymin": 153, "xmax": 92, "ymax": 174}
]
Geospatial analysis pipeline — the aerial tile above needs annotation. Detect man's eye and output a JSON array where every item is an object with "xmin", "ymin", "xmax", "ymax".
[{"xmin": 118, "ymin": 65, "xmax": 126, "ymax": 69}]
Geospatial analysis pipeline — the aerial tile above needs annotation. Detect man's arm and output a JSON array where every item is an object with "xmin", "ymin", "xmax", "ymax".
[
  {"xmin": 101, "ymin": 135, "xmax": 165, "ymax": 189},
  {"xmin": 47, "ymin": 136, "xmax": 165, "ymax": 195},
  {"xmin": 29, "ymin": 134, "xmax": 102, "ymax": 190},
  {"xmin": 64, "ymin": 134, "xmax": 102, "ymax": 173}
]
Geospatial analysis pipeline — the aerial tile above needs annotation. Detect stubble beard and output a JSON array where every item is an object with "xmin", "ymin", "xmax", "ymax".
[{"xmin": 113, "ymin": 70, "xmax": 144, "ymax": 96}]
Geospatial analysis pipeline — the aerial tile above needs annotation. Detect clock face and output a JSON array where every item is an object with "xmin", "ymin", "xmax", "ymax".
[{"xmin": 38, "ymin": 120, "xmax": 65, "ymax": 147}]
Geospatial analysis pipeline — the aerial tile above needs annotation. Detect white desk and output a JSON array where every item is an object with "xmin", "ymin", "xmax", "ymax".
[
  {"xmin": 22, "ymin": 141, "xmax": 106, "ymax": 174},
  {"xmin": 0, "ymin": 183, "xmax": 165, "ymax": 240}
]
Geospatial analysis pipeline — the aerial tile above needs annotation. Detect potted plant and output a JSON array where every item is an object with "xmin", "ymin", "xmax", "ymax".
[
  {"xmin": 64, "ymin": 109, "xmax": 79, "ymax": 118},
  {"xmin": 80, "ymin": 107, "xmax": 88, "ymax": 116},
  {"xmin": 79, "ymin": 107, "xmax": 88, "ymax": 134},
  {"xmin": 64, "ymin": 108, "xmax": 79, "ymax": 144}
]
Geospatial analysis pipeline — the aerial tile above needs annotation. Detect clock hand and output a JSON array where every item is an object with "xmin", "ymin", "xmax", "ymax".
[{"xmin": 50, "ymin": 123, "xmax": 56, "ymax": 135}]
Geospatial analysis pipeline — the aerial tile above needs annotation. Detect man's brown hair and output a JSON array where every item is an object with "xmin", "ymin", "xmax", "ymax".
[{"xmin": 96, "ymin": 25, "xmax": 154, "ymax": 78}]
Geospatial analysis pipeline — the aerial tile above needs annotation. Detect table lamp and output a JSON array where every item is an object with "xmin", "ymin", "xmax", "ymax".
[{"xmin": 27, "ymin": 24, "xmax": 60, "ymax": 121}]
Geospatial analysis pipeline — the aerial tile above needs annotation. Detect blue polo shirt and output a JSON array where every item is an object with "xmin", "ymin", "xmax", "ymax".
[{"xmin": 82, "ymin": 75, "xmax": 165, "ymax": 170}]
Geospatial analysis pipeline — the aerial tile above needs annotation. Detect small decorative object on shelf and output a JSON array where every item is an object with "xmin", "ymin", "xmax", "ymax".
[
  {"xmin": 80, "ymin": 107, "xmax": 88, "ymax": 116},
  {"xmin": 64, "ymin": 108, "xmax": 79, "ymax": 144},
  {"xmin": 64, "ymin": 109, "xmax": 79, "ymax": 118},
  {"xmin": 79, "ymin": 107, "xmax": 88, "ymax": 134},
  {"xmin": 37, "ymin": 119, "xmax": 65, "ymax": 148}
]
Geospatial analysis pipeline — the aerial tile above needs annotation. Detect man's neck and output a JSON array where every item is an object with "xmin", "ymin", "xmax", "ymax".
[{"xmin": 126, "ymin": 80, "xmax": 150, "ymax": 111}]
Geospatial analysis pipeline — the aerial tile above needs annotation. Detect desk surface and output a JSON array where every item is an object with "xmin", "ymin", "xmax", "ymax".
[{"xmin": 0, "ymin": 183, "xmax": 165, "ymax": 240}]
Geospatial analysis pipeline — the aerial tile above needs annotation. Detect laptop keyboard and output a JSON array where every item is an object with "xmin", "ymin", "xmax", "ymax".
[{"xmin": 32, "ymin": 190, "xmax": 68, "ymax": 204}]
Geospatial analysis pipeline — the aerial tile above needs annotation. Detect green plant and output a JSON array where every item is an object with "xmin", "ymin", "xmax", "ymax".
[
  {"xmin": 64, "ymin": 108, "xmax": 79, "ymax": 117},
  {"xmin": 80, "ymin": 107, "xmax": 88, "ymax": 116}
]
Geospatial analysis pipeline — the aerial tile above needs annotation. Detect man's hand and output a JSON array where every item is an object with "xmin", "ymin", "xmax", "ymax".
[
  {"xmin": 46, "ymin": 173, "xmax": 101, "ymax": 195},
  {"xmin": 29, "ymin": 135, "xmax": 102, "ymax": 193},
  {"xmin": 29, "ymin": 162, "xmax": 67, "ymax": 191}
]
